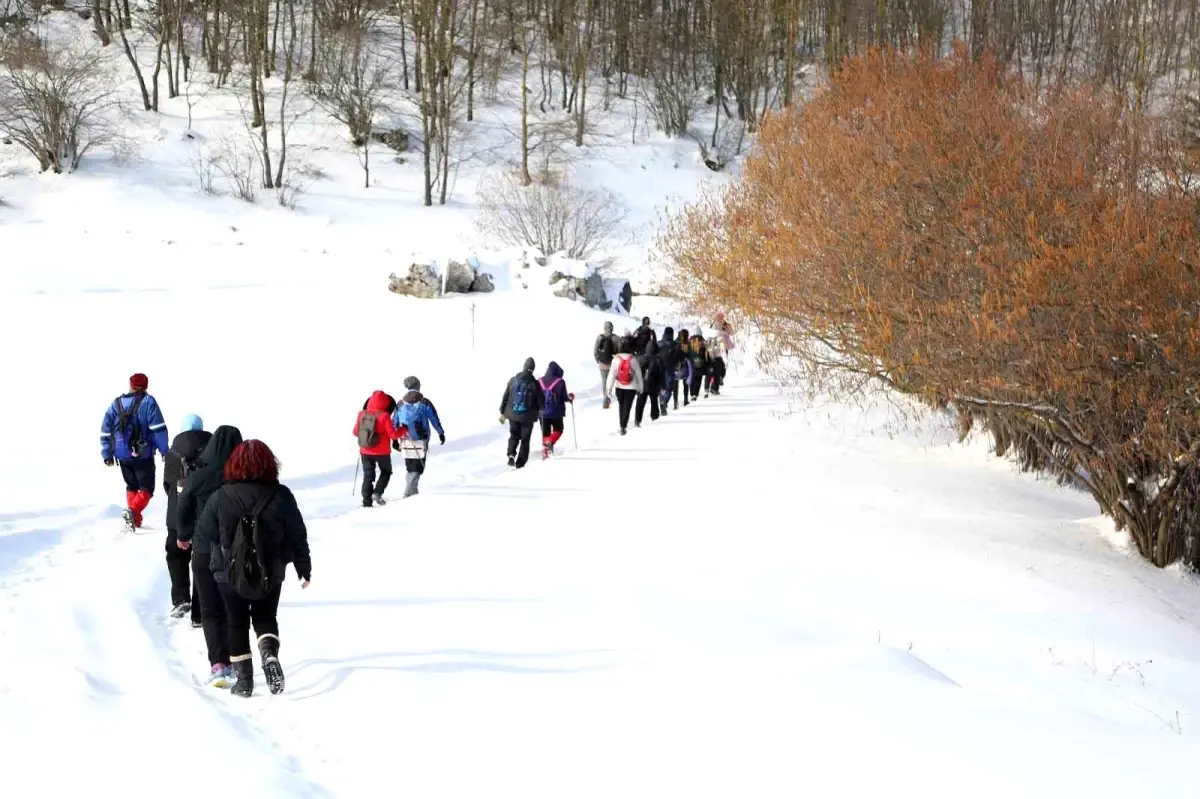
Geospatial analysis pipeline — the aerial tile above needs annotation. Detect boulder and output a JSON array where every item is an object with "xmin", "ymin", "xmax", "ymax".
[
  {"xmin": 445, "ymin": 259, "xmax": 476, "ymax": 293},
  {"xmin": 370, "ymin": 128, "xmax": 410, "ymax": 152},
  {"xmin": 388, "ymin": 263, "xmax": 441, "ymax": 299},
  {"xmin": 548, "ymin": 270, "xmax": 564, "ymax": 285},
  {"xmin": 582, "ymin": 272, "xmax": 608, "ymax": 309},
  {"xmin": 553, "ymin": 277, "xmax": 581, "ymax": 301},
  {"xmin": 470, "ymin": 272, "xmax": 495, "ymax": 293}
]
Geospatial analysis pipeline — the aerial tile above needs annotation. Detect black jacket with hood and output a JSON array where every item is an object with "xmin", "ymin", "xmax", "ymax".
[
  {"xmin": 164, "ymin": 429, "xmax": 214, "ymax": 531},
  {"xmin": 176, "ymin": 425, "xmax": 244, "ymax": 553},
  {"xmin": 638, "ymin": 339, "xmax": 665, "ymax": 395},
  {"xmin": 197, "ymin": 479, "xmax": 312, "ymax": 587},
  {"xmin": 500, "ymin": 358, "xmax": 546, "ymax": 424}
]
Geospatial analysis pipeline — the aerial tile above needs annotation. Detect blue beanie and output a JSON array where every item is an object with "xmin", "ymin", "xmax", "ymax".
[{"xmin": 180, "ymin": 414, "xmax": 204, "ymax": 432}]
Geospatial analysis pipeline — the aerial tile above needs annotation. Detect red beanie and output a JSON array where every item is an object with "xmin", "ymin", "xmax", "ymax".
[{"xmin": 129, "ymin": 373, "xmax": 149, "ymax": 392}]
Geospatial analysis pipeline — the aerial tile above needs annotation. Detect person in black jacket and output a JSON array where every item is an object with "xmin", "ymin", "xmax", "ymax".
[
  {"xmin": 499, "ymin": 357, "xmax": 546, "ymax": 469},
  {"xmin": 196, "ymin": 439, "xmax": 311, "ymax": 698},
  {"xmin": 656, "ymin": 327, "xmax": 677, "ymax": 417},
  {"xmin": 635, "ymin": 339, "xmax": 663, "ymax": 426},
  {"xmin": 164, "ymin": 413, "xmax": 212, "ymax": 625},
  {"xmin": 176, "ymin": 424, "xmax": 243, "ymax": 687},
  {"xmin": 593, "ymin": 321, "xmax": 619, "ymax": 409},
  {"xmin": 632, "ymin": 316, "xmax": 657, "ymax": 355}
]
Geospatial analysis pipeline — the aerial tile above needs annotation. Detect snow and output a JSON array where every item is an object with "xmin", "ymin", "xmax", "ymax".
[{"xmin": 3, "ymin": 10, "xmax": 1200, "ymax": 798}]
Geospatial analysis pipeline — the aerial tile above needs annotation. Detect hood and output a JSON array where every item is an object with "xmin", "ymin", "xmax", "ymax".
[
  {"xmin": 366, "ymin": 390, "xmax": 391, "ymax": 412},
  {"xmin": 198, "ymin": 425, "xmax": 243, "ymax": 470},
  {"xmin": 402, "ymin": 389, "xmax": 424, "ymax": 405},
  {"xmin": 543, "ymin": 361, "xmax": 564, "ymax": 381},
  {"xmin": 645, "ymin": 340, "xmax": 658, "ymax": 356},
  {"xmin": 662, "ymin": 326, "xmax": 674, "ymax": 343},
  {"xmin": 522, "ymin": 357, "xmax": 536, "ymax": 374}
]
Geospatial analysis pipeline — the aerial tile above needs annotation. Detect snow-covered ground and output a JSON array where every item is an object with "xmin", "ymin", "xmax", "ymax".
[{"xmin": 3, "ymin": 10, "xmax": 1200, "ymax": 798}]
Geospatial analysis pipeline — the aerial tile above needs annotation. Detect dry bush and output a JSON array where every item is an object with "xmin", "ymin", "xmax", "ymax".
[
  {"xmin": 209, "ymin": 134, "xmax": 259, "ymax": 202},
  {"xmin": 0, "ymin": 38, "xmax": 122, "ymax": 173},
  {"xmin": 660, "ymin": 46, "xmax": 1200, "ymax": 568},
  {"xmin": 477, "ymin": 168, "xmax": 626, "ymax": 259}
]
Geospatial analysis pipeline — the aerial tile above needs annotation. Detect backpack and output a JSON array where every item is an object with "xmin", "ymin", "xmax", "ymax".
[
  {"xmin": 597, "ymin": 335, "xmax": 614, "ymax": 361},
  {"xmin": 357, "ymin": 411, "xmax": 380, "ymax": 448},
  {"xmin": 615, "ymin": 355, "xmax": 633, "ymax": 385},
  {"xmin": 115, "ymin": 393, "xmax": 146, "ymax": 455},
  {"xmin": 227, "ymin": 488, "xmax": 278, "ymax": 600},
  {"xmin": 394, "ymin": 402, "xmax": 428, "ymax": 440},
  {"xmin": 539, "ymin": 376, "xmax": 562, "ymax": 408},
  {"xmin": 510, "ymin": 377, "xmax": 532, "ymax": 415}
]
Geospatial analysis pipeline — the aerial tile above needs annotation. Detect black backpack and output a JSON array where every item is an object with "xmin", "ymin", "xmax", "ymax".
[
  {"xmin": 227, "ymin": 488, "xmax": 278, "ymax": 600},
  {"xmin": 597, "ymin": 334, "xmax": 614, "ymax": 361},
  {"xmin": 115, "ymin": 393, "xmax": 146, "ymax": 455}
]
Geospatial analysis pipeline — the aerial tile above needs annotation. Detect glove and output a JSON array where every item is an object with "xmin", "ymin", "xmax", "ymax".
[
  {"xmin": 104, "ymin": 458, "xmax": 114, "ymax": 467},
  {"xmin": 498, "ymin": 415, "xmax": 506, "ymax": 425},
  {"xmin": 438, "ymin": 432, "xmax": 446, "ymax": 445},
  {"xmin": 392, "ymin": 439, "xmax": 401, "ymax": 451},
  {"xmin": 568, "ymin": 393, "xmax": 575, "ymax": 402}
]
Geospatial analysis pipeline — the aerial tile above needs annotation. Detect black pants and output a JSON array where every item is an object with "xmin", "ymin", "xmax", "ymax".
[
  {"xmin": 165, "ymin": 527, "xmax": 199, "ymax": 614},
  {"xmin": 635, "ymin": 391, "xmax": 660, "ymax": 425},
  {"xmin": 193, "ymin": 556, "xmax": 230, "ymax": 666},
  {"xmin": 540, "ymin": 417, "xmax": 564, "ymax": 438},
  {"xmin": 361, "ymin": 454, "xmax": 393, "ymax": 500},
  {"xmin": 689, "ymin": 370, "xmax": 705, "ymax": 399},
  {"xmin": 507, "ymin": 421, "xmax": 535, "ymax": 467},
  {"xmin": 119, "ymin": 458, "xmax": 156, "ymax": 493},
  {"xmin": 615, "ymin": 388, "xmax": 637, "ymax": 431},
  {"xmin": 220, "ymin": 583, "xmax": 283, "ymax": 660}
]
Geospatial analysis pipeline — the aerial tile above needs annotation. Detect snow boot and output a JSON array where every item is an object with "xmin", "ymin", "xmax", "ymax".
[
  {"xmin": 372, "ymin": 493, "xmax": 387, "ymax": 506},
  {"xmin": 207, "ymin": 663, "xmax": 233, "ymax": 689},
  {"xmin": 121, "ymin": 509, "xmax": 136, "ymax": 532},
  {"xmin": 230, "ymin": 659, "xmax": 254, "ymax": 697},
  {"xmin": 507, "ymin": 456, "xmax": 516, "ymax": 468},
  {"xmin": 170, "ymin": 601, "xmax": 192, "ymax": 620},
  {"xmin": 602, "ymin": 397, "xmax": 611, "ymax": 410},
  {"xmin": 191, "ymin": 618, "xmax": 203, "ymax": 629},
  {"xmin": 362, "ymin": 498, "xmax": 373, "ymax": 508},
  {"xmin": 258, "ymin": 634, "xmax": 285, "ymax": 696}
]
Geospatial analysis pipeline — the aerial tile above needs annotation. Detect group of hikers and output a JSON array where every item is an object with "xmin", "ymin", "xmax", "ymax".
[{"xmin": 97, "ymin": 314, "xmax": 733, "ymax": 698}]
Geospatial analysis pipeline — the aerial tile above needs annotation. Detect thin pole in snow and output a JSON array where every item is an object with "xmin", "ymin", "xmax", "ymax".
[{"xmin": 471, "ymin": 301, "xmax": 476, "ymax": 350}]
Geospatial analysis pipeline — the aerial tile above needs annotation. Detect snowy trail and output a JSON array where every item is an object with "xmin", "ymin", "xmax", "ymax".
[{"xmin": 5, "ymin": 375, "xmax": 1200, "ymax": 796}]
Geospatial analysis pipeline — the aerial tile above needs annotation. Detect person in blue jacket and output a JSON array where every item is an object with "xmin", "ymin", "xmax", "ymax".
[
  {"xmin": 101, "ymin": 372, "xmax": 170, "ymax": 529},
  {"xmin": 391, "ymin": 376, "xmax": 446, "ymax": 498},
  {"xmin": 537, "ymin": 361, "xmax": 574, "ymax": 458}
]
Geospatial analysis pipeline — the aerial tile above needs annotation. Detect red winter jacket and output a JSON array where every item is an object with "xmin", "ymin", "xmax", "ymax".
[{"xmin": 354, "ymin": 391, "xmax": 404, "ymax": 456}]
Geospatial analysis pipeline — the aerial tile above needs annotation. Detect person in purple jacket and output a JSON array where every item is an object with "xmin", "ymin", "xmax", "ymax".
[{"xmin": 537, "ymin": 361, "xmax": 574, "ymax": 459}]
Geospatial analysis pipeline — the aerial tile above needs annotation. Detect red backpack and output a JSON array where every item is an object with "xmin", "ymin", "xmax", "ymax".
[{"xmin": 615, "ymin": 355, "xmax": 633, "ymax": 384}]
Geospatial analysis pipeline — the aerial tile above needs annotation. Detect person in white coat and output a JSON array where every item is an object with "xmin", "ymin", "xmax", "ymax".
[{"xmin": 606, "ymin": 339, "xmax": 644, "ymax": 435}]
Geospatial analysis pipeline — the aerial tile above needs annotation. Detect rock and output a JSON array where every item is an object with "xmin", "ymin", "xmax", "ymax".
[
  {"xmin": 388, "ymin": 263, "xmax": 441, "ymax": 299},
  {"xmin": 445, "ymin": 259, "xmax": 476, "ymax": 293},
  {"xmin": 553, "ymin": 277, "xmax": 580, "ymax": 301},
  {"xmin": 535, "ymin": 255, "xmax": 548, "ymax": 267},
  {"xmin": 549, "ymin": 270, "xmax": 564, "ymax": 285},
  {"xmin": 581, "ymin": 272, "xmax": 607, "ymax": 308},
  {"xmin": 370, "ymin": 128, "xmax": 409, "ymax": 152},
  {"xmin": 470, "ymin": 272, "xmax": 495, "ymax": 293}
]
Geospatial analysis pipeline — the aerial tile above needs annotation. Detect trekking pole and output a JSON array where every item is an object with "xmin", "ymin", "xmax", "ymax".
[
  {"xmin": 352, "ymin": 457, "xmax": 360, "ymax": 496},
  {"xmin": 570, "ymin": 401, "xmax": 579, "ymax": 449}
]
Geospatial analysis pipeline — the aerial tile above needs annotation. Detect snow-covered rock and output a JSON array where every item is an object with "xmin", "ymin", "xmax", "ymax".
[{"xmin": 389, "ymin": 264, "xmax": 441, "ymax": 298}]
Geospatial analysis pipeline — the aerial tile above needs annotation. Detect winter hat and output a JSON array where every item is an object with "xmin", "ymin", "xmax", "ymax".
[
  {"xmin": 523, "ymin": 357, "xmax": 536, "ymax": 373},
  {"xmin": 404, "ymin": 376, "xmax": 421, "ymax": 391},
  {"xmin": 180, "ymin": 414, "xmax": 204, "ymax": 432},
  {"xmin": 129, "ymin": 373, "xmax": 149, "ymax": 392}
]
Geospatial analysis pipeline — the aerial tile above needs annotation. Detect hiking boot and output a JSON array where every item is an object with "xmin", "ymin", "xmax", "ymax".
[
  {"xmin": 620, "ymin": 428, "xmax": 627, "ymax": 436},
  {"xmin": 541, "ymin": 445, "xmax": 550, "ymax": 460},
  {"xmin": 372, "ymin": 493, "xmax": 387, "ymax": 506},
  {"xmin": 230, "ymin": 659, "xmax": 254, "ymax": 697},
  {"xmin": 121, "ymin": 509, "xmax": 135, "ymax": 531},
  {"xmin": 258, "ymin": 634, "xmax": 285, "ymax": 695},
  {"xmin": 207, "ymin": 663, "xmax": 232, "ymax": 689},
  {"xmin": 362, "ymin": 498, "xmax": 372, "ymax": 508},
  {"xmin": 507, "ymin": 456, "xmax": 516, "ymax": 468},
  {"xmin": 602, "ymin": 397, "xmax": 611, "ymax": 409},
  {"xmin": 191, "ymin": 618, "xmax": 202, "ymax": 629},
  {"xmin": 170, "ymin": 601, "xmax": 191, "ymax": 619}
]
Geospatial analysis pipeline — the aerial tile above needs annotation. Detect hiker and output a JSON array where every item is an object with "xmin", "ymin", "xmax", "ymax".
[
  {"xmin": 674, "ymin": 331, "xmax": 694, "ymax": 409},
  {"xmin": 499, "ymin": 357, "xmax": 545, "ymax": 469},
  {"xmin": 705, "ymin": 337, "xmax": 728, "ymax": 396},
  {"xmin": 715, "ymin": 312, "xmax": 736, "ymax": 354},
  {"xmin": 594, "ymin": 321, "xmax": 620, "ymax": 409},
  {"xmin": 100, "ymin": 373, "xmax": 170, "ymax": 530},
  {"xmin": 196, "ymin": 439, "xmax": 311, "ymax": 698},
  {"xmin": 635, "ymin": 339, "xmax": 663, "ymax": 426},
  {"xmin": 687, "ymin": 334, "xmax": 709, "ymax": 400},
  {"xmin": 656, "ymin": 327, "xmax": 678, "ymax": 416},
  {"xmin": 538, "ymin": 361, "xmax": 574, "ymax": 459},
  {"xmin": 606, "ymin": 339, "xmax": 644, "ymax": 435},
  {"xmin": 177, "ymin": 425, "xmax": 243, "ymax": 688},
  {"xmin": 362, "ymin": 392, "xmax": 397, "ymax": 414},
  {"xmin": 355, "ymin": 390, "xmax": 402, "ymax": 507},
  {"xmin": 632, "ymin": 316, "xmax": 657, "ymax": 355},
  {"xmin": 164, "ymin": 413, "xmax": 211, "ymax": 625},
  {"xmin": 392, "ymin": 376, "xmax": 446, "ymax": 498}
]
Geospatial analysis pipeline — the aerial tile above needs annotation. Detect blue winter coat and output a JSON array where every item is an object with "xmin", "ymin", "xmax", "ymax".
[
  {"xmin": 392, "ymin": 390, "xmax": 445, "ymax": 441},
  {"xmin": 101, "ymin": 392, "xmax": 169, "ymax": 462},
  {"xmin": 538, "ymin": 362, "xmax": 570, "ymax": 420}
]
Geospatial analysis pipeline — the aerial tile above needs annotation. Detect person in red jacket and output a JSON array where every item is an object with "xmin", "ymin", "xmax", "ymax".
[{"xmin": 353, "ymin": 390, "xmax": 404, "ymax": 507}]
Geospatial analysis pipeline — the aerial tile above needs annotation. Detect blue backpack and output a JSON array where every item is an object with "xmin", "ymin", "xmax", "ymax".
[
  {"xmin": 394, "ymin": 402, "xmax": 428, "ymax": 439},
  {"xmin": 510, "ymin": 378, "xmax": 532, "ymax": 414}
]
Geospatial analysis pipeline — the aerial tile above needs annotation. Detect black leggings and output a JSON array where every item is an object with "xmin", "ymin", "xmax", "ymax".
[
  {"xmin": 193, "ymin": 557, "xmax": 229, "ymax": 666},
  {"xmin": 615, "ymin": 388, "xmax": 637, "ymax": 430},
  {"xmin": 219, "ymin": 583, "xmax": 283, "ymax": 660},
  {"xmin": 541, "ymin": 417, "xmax": 564, "ymax": 438},
  {"xmin": 635, "ymin": 391, "xmax": 659, "ymax": 424}
]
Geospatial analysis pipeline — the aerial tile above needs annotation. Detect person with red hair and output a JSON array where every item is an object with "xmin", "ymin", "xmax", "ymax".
[{"xmin": 196, "ymin": 439, "xmax": 311, "ymax": 698}]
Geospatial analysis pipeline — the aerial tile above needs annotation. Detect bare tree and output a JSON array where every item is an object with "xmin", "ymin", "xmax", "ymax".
[{"xmin": 0, "ymin": 39, "xmax": 125, "ymax": 173}]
